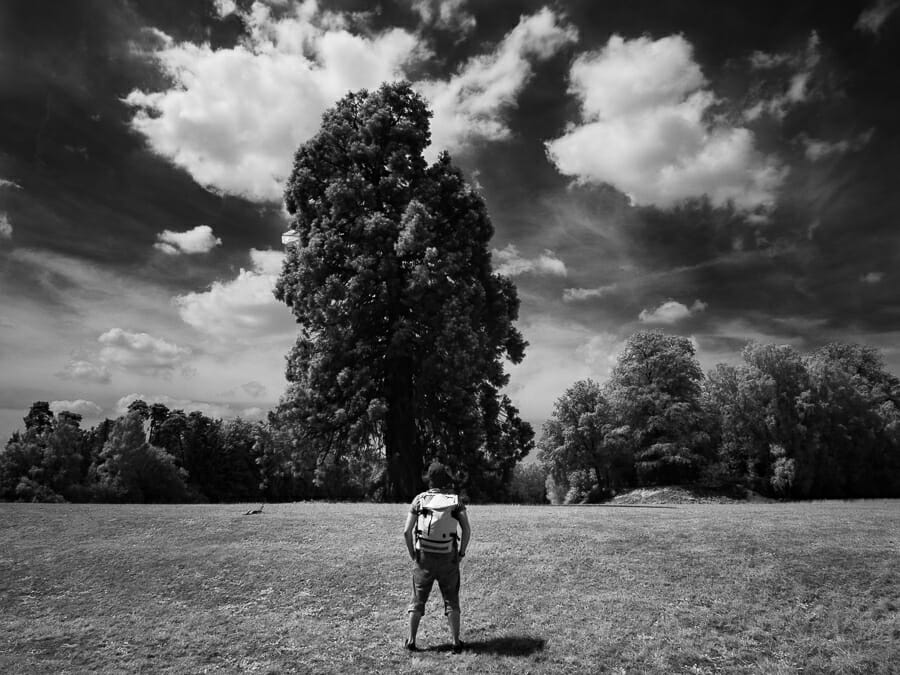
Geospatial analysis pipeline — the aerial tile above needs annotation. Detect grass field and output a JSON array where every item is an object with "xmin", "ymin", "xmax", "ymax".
[{"xmin": 1, "ymin": 501, "xmax": 898, "ymax": 674}]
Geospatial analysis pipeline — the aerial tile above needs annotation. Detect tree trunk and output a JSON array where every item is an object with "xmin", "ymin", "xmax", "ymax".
[{"xmin": 385, "ymin": 361, "xmax": 422, "ymax": 502}]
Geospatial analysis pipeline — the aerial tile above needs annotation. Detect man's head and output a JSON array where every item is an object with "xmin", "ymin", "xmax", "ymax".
[{"xmin": 424, "ymin": 461, "xmax": 453, "ymax": 490}]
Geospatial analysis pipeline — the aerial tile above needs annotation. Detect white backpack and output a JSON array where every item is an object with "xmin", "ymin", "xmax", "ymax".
[{"xmin": 414, "ymin": 492, "xmax": 460, "ymax": 554}]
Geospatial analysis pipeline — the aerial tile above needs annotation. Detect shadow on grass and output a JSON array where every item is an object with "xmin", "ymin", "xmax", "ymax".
[
  {"xmin": 430, "ymin": 635, "xmax": 546, "ymax": 656},
  {"xmin": 553, "ymin": 504, "xmax": 677, "ymax": 509}
]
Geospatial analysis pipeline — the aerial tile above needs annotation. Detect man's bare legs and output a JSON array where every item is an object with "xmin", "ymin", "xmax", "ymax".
[
  {"xmin": 448, "ymin": 610, "xmax": 461, "ymax": 647},
  {"xmin": 406, "ymin": 611, "xmax": 422, "ymax": 649}
]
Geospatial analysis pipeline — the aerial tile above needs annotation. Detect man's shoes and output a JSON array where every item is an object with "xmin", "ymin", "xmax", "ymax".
[
  {"xmin": 404, "ymin": 638, "xmax": 418, "ymax": 652},
  {"xmin": 452, "ymin": 640, "xmax": 464, "ymax": 654}
]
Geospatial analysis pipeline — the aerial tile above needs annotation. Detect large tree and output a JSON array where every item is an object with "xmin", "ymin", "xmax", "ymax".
[
  {"xmin": 606, "ymin": 331, "xmax": 710, "ymax": 485},
  {"xmin": 275, "ymin": 82, "xmax": 531, "ymax": 501},
  {"xmin": 538, "ymin": 379, "xmax": 631, "ymax": 503}
]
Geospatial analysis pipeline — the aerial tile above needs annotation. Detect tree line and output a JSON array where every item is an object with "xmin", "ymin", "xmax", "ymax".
[
  {"xmin": 0, "ymin": 398, "xmax": 540, "ymax": 504},
  {"xmin": 539, "ymin": 332, "xmax": 900, "ymax": 503}
]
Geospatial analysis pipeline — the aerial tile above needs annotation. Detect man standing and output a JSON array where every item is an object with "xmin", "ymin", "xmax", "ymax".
[{"xmin": 403, "ymin": 461, "xmax": 471, "ymax": 653}]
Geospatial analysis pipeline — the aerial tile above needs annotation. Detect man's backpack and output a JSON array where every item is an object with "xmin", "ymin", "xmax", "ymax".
[{"xmin": 414, "ymin": 492, "xmax": 460, "ymax": 554}]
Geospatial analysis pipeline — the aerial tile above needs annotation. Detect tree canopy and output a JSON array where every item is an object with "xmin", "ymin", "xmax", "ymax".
[{"xmin": 275, "ymin": 82, "xmax": 532, "ymax": 501}]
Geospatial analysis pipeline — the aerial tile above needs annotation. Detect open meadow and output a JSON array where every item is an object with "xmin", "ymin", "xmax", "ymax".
[{"xmin": 1, "ymin": 500, "xmax": 898, "ymax": 674}]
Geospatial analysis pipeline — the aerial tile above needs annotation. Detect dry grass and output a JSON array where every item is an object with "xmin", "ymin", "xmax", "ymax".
[{"xmin": 1, "ymin": 501, "xmax": 898, "ymax": 674}]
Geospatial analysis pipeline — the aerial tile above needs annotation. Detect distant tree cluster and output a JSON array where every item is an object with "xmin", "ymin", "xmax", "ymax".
[
  {"xmin": 540, "ymin": 332, "xmax": 900, "ymax": 503},
  {"xmin": 1, "ymin": 397, "xmax": 535, "ymax": 504},
  {"xmin": 0, "ymin": 401, "xmax": 265, "ymax": 504}
]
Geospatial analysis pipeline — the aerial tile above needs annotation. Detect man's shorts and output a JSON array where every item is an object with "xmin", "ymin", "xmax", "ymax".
[{"xmin": 407, "ymin": 552, "xmax": 460, "ymax": 616}]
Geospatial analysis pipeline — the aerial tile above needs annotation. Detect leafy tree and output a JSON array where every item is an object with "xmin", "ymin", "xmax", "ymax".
[
  {"xmin": 507, "ymin": 463, "xmax": 548, "ymax": 504},
  {"xmin": 93, "ymin": 412, "xmax": 189, "ymax": 502},
  {"xmin": 275, "ymin": 81, "xmax": 531, "ymax": 501},
  {"xmin": 155, "ymin": 409, "xmax": 189, "ymax": 466},
  {"xmin": 180, "ymin": 412, "xmax": 223, "ymax": 500},
  {"xmin": 797, "ymin": 343, "xmax": 900, "ymax": 497},
  {"xmin": 703, "ymin": 362, "xmax": 775, "ymax": 492},
  {"xmin": 23, "ymin": 401, "xmax": 54, "ymax": 434},
  {"xmin": 0, "ymin": 432, "xmax": 46, "ymax": 500},
  {"xmin": 41, "ymin": 411, "xmax": 87, "ymax": 500},
  {"xmin": 0, "ymin": 405, "xmax": 88, "ymax": 502},
  {"xmin": 538, "ymin": 379, "xmax": 630, "ymax": 502},
  {"xmin": 214, "ymin": 419, "xmax": 263, "ymax": 501},
  {"xmin": 606, "ymin": 332, "xmax": 710, "ymax": 485}
]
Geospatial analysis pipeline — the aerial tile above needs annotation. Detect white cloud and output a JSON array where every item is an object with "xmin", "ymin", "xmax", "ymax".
[
  {"xmin": 861, "ymin": 271, "xmax": 884, "ymax": 284},
  {"xmin": 493, "ymin": 243, "xmax": 566, "ymax": 277},
  {"xmin": 562, "ymin": 285, "xmax": 617, "ymax": 302},
  {"xmin": 174, "ymin": 248, "xmax": 295, "ymax": 340},
  {"xmin": 126, "ymin": 1, "xmax": 422, "ymax": 201},
  {"xmin": 546, "ymin": 34, "xmax": 785, "ymax": 211},
  {"xmin": 154, "ymin": 225, "xmax": 222, "ymax": 255},
  {"xmin": 0, "ymin": 213, "xmax": 11, "ymax": 239},
  {"xmin": 0, "ymin": 179, "xmax": 22, "ymax": 190},
  {"xmin": 639, "ymin": 299, "xmax": 707, "ymax": 324},
  {"xmin": 417, "ymin": 7, "xmax": 577, "ymax": 160},
  {"xmin": 411, "ymin": 0, "xmax": 476, "ymax": 38},
  {"xmin": 856, "ymin": 0, "xmax": 900, "ymax": 33},
  {"xmin": 50, "ymin": 399, "xmax": 104, "ymax": 419},
  {"xmin": 744, "ymin": 33, "xmax": 822, "ymax": 122},
  {"xmin": 575, "ymin": 332, "xmax": 625, "ymax": 375},
  {"xmin": 506, "ymin": 320, "xmax": 625, "ymax": 429},
  {"xmin": 56, "ymin": 359, "xmax": 112, "ymax": 384},
  {"xmin": 115, "ymin": 393, "xmax": 267, "ymax": 422},
  {"xmin": 803, "ymin": 129, "xmax": 874, "ymax": 161},
  {"xmin": 98, "ymin": 328, "xmax": 192, "ymax": 376}
]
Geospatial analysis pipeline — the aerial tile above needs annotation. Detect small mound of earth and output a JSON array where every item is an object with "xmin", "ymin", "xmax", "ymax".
[{"xmin": 609, "ymin": 486, "xmax": 771, "ymax": 504}]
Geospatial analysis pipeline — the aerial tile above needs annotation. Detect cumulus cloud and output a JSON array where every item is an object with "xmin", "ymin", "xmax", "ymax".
[
  {"xmin": 856, "ymin": 0, "xmax": 900, "ymax": 34},
  {"xmin": 50, "ymin": 399, "xmax": 104, "ymax": 418},
  {"xmin": 493, "ymin": 243, "xmax": 566, "ymax": 277},
  {"xmin": 126, "ymin": 2, "xmax": 422, "ymax": 201},
  {"xmin": 98, "ymin": 328, "xmax": 192, "ymax": 376},
  {"xmin": 639, "ymin": 299, "xmax": 707, "ymax": 324},
  {"xmin": 546, "ymin": 34, "xmax": 785, "ymax": 211},
  {"xmin": 0, "ymin": 213, "xmax": 11, "ymax": 239},
  {"xmin": 803, "ymin": 129, "xmax": 874, "ymax": 161},
  {"xmin": 175, "ymin": 248, "xmax": 295, "ymax": 340},
  {"xmin": 115, "ymin": 393, "xmax": 267, "ymax": 421},
  {"xmin": 56, "ymin": 359, "xmax": 112, "ymax": 384},
  {"xmin": 410, "ymin": 0, "xmax": 476, "ymax": 38},
  {"xmin": 154, "ymin": 225, "xmax": 222, "ymax": 255},
  {"xmin": 419, "ymin": 8, "xmax": 577, "ymax": 160}
]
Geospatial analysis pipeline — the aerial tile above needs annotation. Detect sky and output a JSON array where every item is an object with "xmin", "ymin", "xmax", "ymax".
[{"xmin": 2, "ymin": 0, "xmax": 900, "ymax": 445}]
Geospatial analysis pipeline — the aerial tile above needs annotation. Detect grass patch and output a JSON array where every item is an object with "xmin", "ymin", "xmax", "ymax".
[{"xmin": 1, "ymin": 501, "xmax": 898, "ymax": 673}]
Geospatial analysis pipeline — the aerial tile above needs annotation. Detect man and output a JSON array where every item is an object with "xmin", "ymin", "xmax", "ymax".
[{"xmin": 403, "ymin": 461, "xmax": 471, "ymax": 653}]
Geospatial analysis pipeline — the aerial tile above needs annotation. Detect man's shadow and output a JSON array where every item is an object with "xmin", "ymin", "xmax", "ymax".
[{"xmin": 430, "ymin": 635, "xmax": 545, "ymax": 656}]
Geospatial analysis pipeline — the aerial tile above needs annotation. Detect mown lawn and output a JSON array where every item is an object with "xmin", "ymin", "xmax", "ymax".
[{"xmin": 1, "ymin": 500, "xmax": 897, "ymax": 674}]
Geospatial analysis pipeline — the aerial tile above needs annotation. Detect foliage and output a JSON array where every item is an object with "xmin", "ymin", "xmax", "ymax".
[
  {"xmin": 506, "ymin": 463, "xmax": 548, "ymax": 504},
  {"xmin": 275, "ymin": 82, "xmax": 531, "ymax": 501},
  {"xmin": 606, "ymin": 332, "xmax": 710, "ymax": 485},
  {"xmin": 92, "ymin": 412, "xmax": 190, "ymax": 503},
  {"xmin": 537, "ymin": 379, "xmax": 631, "ymax": 502}
]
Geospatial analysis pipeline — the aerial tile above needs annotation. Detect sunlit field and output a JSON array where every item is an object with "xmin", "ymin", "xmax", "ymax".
[{"xmin": 1, "ymin": 501, "xmax": 898, "ymax": 674}]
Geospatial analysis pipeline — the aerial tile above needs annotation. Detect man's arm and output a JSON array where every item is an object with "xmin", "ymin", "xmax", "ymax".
[
  {"xmin": 403, "ymin": 510, "xmax": 417, "ymax": 561},
  {"xmin": 457, "ymin": 510, "xmax": 471, "ymax": 557}
]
